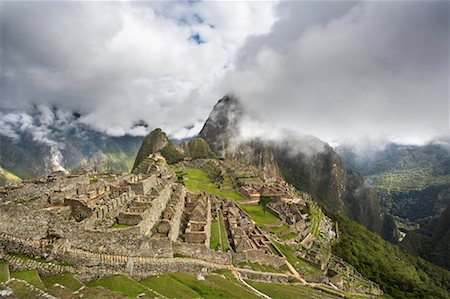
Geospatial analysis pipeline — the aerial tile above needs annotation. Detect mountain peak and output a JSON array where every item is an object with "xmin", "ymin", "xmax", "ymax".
[
  {"xmin": 132, "ymin": 128, "xmax": 170, "ymax": 171},
  {"xmin": 198, "ymin": 95, "xmax": 244, "ymax": 155}
]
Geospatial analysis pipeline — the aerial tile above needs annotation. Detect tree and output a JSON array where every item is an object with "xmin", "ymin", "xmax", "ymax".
[{"xmin": 259, "ymin": 195, "xmax": 273, "ymax": 215}]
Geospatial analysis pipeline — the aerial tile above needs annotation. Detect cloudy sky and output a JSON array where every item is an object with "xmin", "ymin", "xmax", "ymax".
[{"xmin": 1, "ymin": 1, "xmax": 448, "ymax": 146}]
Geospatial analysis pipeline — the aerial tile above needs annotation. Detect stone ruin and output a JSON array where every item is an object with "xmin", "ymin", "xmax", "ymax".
[
  {"xmin": 181, "ymin": 193, "xmax": 211, "ymax": 246},
  {"xmin": 221, "ymin": 200, "xmax": 285, "ymax": 268}
]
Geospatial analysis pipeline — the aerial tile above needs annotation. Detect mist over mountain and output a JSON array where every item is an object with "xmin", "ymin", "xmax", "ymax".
[
  {"xmin": 0, "ymin": 106, "xmax": 142, "ymax": 184},
  {"xmin": 199, "ymin": 95, "xmax": 398, "ymax": 242}
]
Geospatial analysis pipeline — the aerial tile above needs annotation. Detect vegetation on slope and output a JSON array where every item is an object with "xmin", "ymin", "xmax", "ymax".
[
  {"xmin": 160, "ymin": 142, "xmax": 185, "ymax": 165},
  {"xmin": 330, "ymin": 212, "xmax": 450, "ymax": 298},
  {"xmin": 181, "ymin": 137, "xmax": 216, "ymax": 159}
]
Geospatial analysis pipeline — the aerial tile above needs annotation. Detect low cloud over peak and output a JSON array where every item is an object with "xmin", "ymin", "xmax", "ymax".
[{"xmin": 223, "ymin": 1, "xmax": 449, "ymax": 146}]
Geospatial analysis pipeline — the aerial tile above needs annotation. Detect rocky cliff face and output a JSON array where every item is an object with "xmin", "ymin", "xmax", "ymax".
[{"xmin": 199, "ymin": 95, "xmax": 398, "ymax": 242}]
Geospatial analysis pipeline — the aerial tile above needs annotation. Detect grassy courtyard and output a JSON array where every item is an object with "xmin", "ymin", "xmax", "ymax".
[
  {"xmin": 238, "ymin": 204, "xmax": 279, "ymax": 227},
  {"xmin": 183, "ymin": 168, "xmax": 245, "ymax": 201}
]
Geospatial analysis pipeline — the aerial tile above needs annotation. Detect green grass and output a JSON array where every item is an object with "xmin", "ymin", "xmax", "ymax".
[
  {"xmin": 272, "ymin": 241, "xmax": 320, "ymax": 275},
  {"xmin": 238, "ymin": 261, "xmax": 287, "ymax": 273},
  {"xmin": 280, "ymin": 232, "xmax": 298, "ymax": 240},
  {"xmin": 11, "ymin": 270, "xmax": 46, "ymax": 290},
  {"xmin": 87, "ymin": 274, "xmax": 148, "ymax": 297},
  {"xmin": 309, "ymin": 202, "xmax": 324, "ymax": 237},
  {"xmin": 41, "ymin": 273, "xmax": 83, "ymax": 291},
  {"xmin": 247, "ymin": 280, "xmax": 341, "ymax": 299},
  {"xmin": 218, "ymin": 211, "xmax": 231, "ymax": 251},
  {"xmin": 142, "ymin": 272, "xmax": 260, "ymax": 299},
  {"xmin": 210, "ymin": 219, "xmax": 220, "ymax": 250},
  {"xmin": 238, "ymin": 204, "xmax": 279, "ymax": 227},
  {"xmin": 269, "ymin": 225, "xmax": 289, "ymax": 234},
  {"xmin": 0, "ymin": 262, "xmax": 10, "ymax": 282},
  {"xmin": 140, "ymin": 274, "xmax": 200, "ymax": 298},
  {"xmin": 0, "ymin": 166, "xmax": 21, "ymax": 183},
  {"xmin": 184, "ymin": 168, "xmax": 245, "ymax": 201},
  {"xmin": 331, "ymin": 212, "xmax": 450, "ymax": 298}
]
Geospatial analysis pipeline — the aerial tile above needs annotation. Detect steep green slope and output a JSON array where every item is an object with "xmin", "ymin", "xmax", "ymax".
[
  {"xmin": 337, "ymin": 142, "xmax": 450, "ymax": 270},
  {"xmin": 331, "ymin": 212, "xmax": 450, "ymax": 298},
  {"xmin": 180, "ymin": 137, "xmax": 216, "ymax": 159}
]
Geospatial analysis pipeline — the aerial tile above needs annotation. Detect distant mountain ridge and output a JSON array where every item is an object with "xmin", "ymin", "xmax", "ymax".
[
  {"xmin": 199, "ymin": 95, "xmax": 398, "ymax": 242},
  {"xmin": 0, "ymin": 112, "xmax": 143, "ymax": 184},
  {"xmin": 337, "ymin": 142, "xmax": 450, "ymax": 270}
]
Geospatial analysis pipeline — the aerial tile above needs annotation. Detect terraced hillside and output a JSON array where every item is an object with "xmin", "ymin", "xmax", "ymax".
[{"xmin": 0, "ymin": 260, "xmax": 344, "ymax": 299}]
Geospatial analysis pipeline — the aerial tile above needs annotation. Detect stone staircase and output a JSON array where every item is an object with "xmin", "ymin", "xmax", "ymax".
[
  {"xmin": 133, "ymin": 156, "xmax": 153, "ymax": 174},
  {"xmin": 1, "ymin": 253, "xmax": 73, "ymax": 274}
]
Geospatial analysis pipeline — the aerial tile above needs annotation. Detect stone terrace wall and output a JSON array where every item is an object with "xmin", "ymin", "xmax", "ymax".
[
  {"xmin": 237, "ymin": 268, "xmax": 291, "ymax": 283},
  {"xmin": 129, "ymin": 175, "xmax": 157, "ymax": 195},
  {"xmin": 173, "ymin": 242, "xmax": 232, "ymax": 265},
  {"xmin": 235, "ymin": 249, "xmax": 286, "ymax": 268},
  {"xmin": 65, "ymin": 227, "xmax": 172, "ymax": 257},
  {"xmin": 138, "ymin": 185, "xmax": 172, "ymax": 235}
]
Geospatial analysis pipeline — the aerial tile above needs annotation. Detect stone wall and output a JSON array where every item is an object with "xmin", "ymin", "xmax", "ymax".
[
  {"xmin": 237, "ymin": 268, "xmax": 291, "ymax": 283},
  {"xmin": 64, "ymin": 228, "xmax": 172, "ymax": 257},
  {"xmin": 172, "ymin": 242, "xmax": 232, "ymax": 265},
  {"xmin": 235, "ymin": 249, "xmax": 286, "ymax": 268},
  {"xmin": 138, "ymin": 185, "xmax": 172, "ymax": 235},
  {"xmin": 129, "ymin": 175, "xmax": 157, "ymax": 195}
]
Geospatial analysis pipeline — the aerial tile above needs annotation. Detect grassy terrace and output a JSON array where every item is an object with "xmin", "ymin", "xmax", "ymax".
[
  {"xmin": 183, "ymin": 168, "xmax": 245, "ymax": 201},
  {"xmin": 140, "ymin": 272, "xmax": 260, "ymax": 299},
  {"xmin": 0, "ymin": 262, "xmax": 9, "ymax": 282},
  {"xmin": 41, "ymin": 273, "xmax": 83, "ymax": 291},
  {"xmin": 11, "ymin": 269, "xmax": 46, "ymax": 290},
  {"xmin": 272, "ymin": 241, "xmax": 320, "ymax": 275},
  {"xmin": 238, "ymin": 261, "xmax": 288, "ymax": 273},
  {"xmin": 247, "ymin": 280, "xmax": 341, "ymax": 299},
  {"xmin": 309, "ymin": 201, "xmax": 324, "ymax": 237},
  {"xmin": 87, "ymin": 274, "xmax": 148, "ymax": 297},
  {"xmin": 210, "ymin": 219, "xmax": 220, "ymax": 250},
  {"xmin": 211, "ymin": 211, "xmax": 231, "ymax": 252},
  {"xmin": 238, "ymin": 204, "xmax": 279, "ymax": 227}
]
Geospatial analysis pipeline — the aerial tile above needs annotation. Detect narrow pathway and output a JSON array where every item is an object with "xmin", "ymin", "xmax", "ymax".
[{"xmin": 231, "ymin": 269, "xmax": 272, "ymax": 299}]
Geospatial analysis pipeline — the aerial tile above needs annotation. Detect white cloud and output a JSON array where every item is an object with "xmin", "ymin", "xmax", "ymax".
[
  {"xmin": 223, "ymin": 1, "xmax": 449, "ymax": 146},
  {"xmin": 1, "ymin": 1, "xmax": 277, "ymax": 137}
]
